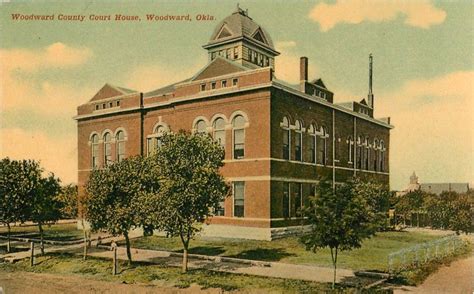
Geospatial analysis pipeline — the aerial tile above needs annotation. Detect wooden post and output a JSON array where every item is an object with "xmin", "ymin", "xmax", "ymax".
[
  {"xmin": 30, "ymin": 242, "xmax": 34, "ymax": 267},
  {"xmin": 112, "ymin": 242, "xmax": 118, "ymax": 275}
]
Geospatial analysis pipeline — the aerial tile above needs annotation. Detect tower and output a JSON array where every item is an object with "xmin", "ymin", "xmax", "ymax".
[
  {"xmin": 202, "ymin": 5, "xmax": 280, "ymax": 70},
  {"xmin": 368, "ymin": 54, "xmax": 374, "ymax": 109}
]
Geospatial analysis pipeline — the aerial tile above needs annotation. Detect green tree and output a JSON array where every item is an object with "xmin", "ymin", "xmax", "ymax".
[
  {"xmin": 394, "ymin": 189, "xmax": 425, "ymax": 227},
  {"xmin": 301, "ymin": 180, "xmax": 377, "ymax": 289},
  {"xmin": 426, "ymin": 191, "xmax": 472, "ymax": 234},
  {"xmin": 352, "ymin": 178, "xmax": 391, "ymax": 231},
  {"xmin": 85, "ymin": 156, "xmax": 159, "ymax": 264},
  {"xmin": 56, "ymin": 184, "xmax": 78, "ymax": 219},
  {"xmin": 29, "ymin": 173, "xmax": 62, "ymax": 254},
  {"xmin": 0, "ymin": 158, "xmax": 39, "ymax": 252},
  {"xmin": 142, "ymin": 131, "xmax": 229, "ymax": 273}
]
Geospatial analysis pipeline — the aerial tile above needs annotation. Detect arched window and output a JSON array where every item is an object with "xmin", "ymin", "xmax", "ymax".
[
  {"xmin": 365, "ymin": 137, "xmax": 370, "ymax": 170},
  {"xmin": 212, "ymin": 117, "xmax": 226, "ymax": 148},
  {"xmin": 91, "ymin": 134, "xmax": 99, "ymax": 168},
  {"xmin": 281, "ymin": 117, "xmax": 290, "ymax": 160},
  {"xmin": 147, "ymin": 125, "xmax": 166, "ymax": 156},
  {"xmin": 103, "ymin": 132, "xmax": 112, "ymax": 166},
  {"xmin": 195, "ymin": 119, "xmax": 207, "ymax": 134},
  {"xmin": 232, "ymin": 115, "xmax": 246, "ymax": 159},
  {"xmin": 356, "ymin": 136, "xmax": 362, "ymax": 169},
  {"xmin": 116, "ymin": 131, "xmax": 125, "ymax": 162},
  {"xmin": 347, "ymin": 136, "xmax": 354, "ymax": 164},
  {"xmin": 317, "ymin": 126, "xmax": 327, "ymax": 165},
  {"xmin": 373, "ymin": 139, "xmax": 379, "ymax": 171},
  {"xmin": 308, "ymin": 124, "xmax": 317, "ymax": 163},
  {"xmin": 294, "ymin": 120, "xmax": 303, "ymax": 161}
]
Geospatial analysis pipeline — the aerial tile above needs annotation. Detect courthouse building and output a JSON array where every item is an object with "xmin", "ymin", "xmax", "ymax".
[{"xmin": 75, "ymin": 7, "xmax": 393, "ymax": 240}]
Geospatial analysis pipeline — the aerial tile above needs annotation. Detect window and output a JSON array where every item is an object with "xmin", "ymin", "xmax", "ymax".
[
  {"xmin": 252, "ymin": 50, "xmax": 257, "ymax": 63},
  {"xmin": 102, "ymin": 103, "xmax": 106, "ymax": 109},
  {"xmin": 103, "ymin": 132, "xmax": 112, "ymax": 166},
  {"xmin": 232, "ymin": 78, "xmax": 238, "ymax": 86},
  {"xmin": 317, "ymin": 127, "xmax": 327, "ymax": 165},
  {"xmin": 294, "ymin": 120, "xmax": 302, "ymax": 161},
  {"xmin": 373, "ymin": 139, "xmax": 379, "ymax": 171},
  {"xmin": 91, "ymin": 134, "xmax": 99, "ymax": 168},
  {"xmin": 213, "ymin": 117, "xmax": 226, "ymax": 148},
  {"xmin": 334, "ymin": 137, "xmax": 340, "ymax": 162},
  {"xmin": 264, "ymin": 56, "xmax": 269, "ymax": 67},
  {"xmin": 211, "ymin": 82, "xmax": 216, "ymax": 90},
  {"xmin": 116, "ymin": 100, "xmax": 120, "ymax": 107},
  {"xmin": 308, "ymin": 125, "xmax": 317, "ymax": 163},
  {"xmin": 248, "ymin": 48, "xmax": 253, "ymax": 61},
  {"xmin": 232, "ymin": 115, "xmax": 245, "ymax": 159},
  {"xmin": 281, "ymin": 117, "xmax": 290, "ymax": 160},
  {"xmin": 221, "ymin": 80, "xmax": 227, "ymax": 87},
  {"xmin": 282, "ymin": 182, "xmax": 290, "ymax": 218},
  {"xmin": 356, "ymin": 136, "xmax": 362, "ymax": 169},
  {"xmin": 95, "ymin": 105, "xmax": 99, "ymax": 111},
  {"xmin": 233, "ymin": 182, "xmax": 245, "ymax": 217},
  {"xmin": 233, "ymin": 47, "xmax": 239, "ymax": 59},
  {"xmin": 347, "ymin": 136, "xmax": 354, "ymax": 163},
  {"xmin": 195, "ymin": 120, "xmax": 207, "ymax": 134},
  {"xmin": 226, "ymin": 48, "xmax": 231, "ymax": 59},
  {"xmin": 258, "ymin": 53, "xmax": 263, "ymax": 66},
  {"xmin": 365, "ymin": 137, "xmax": 370, "ymax": 170},
  {"xmin": 215, "ymin": 200, "xmax": 225, "ymax": 216},
  {"xmin": 211, "ymin": 52, "xmax": 216, "ymax": 60},
  {"xmin": 116, "ymin": 131, "xmax": 125, "ymax": 162},
  {"xmin": 380, "ymin": 141, "xmax": 385, "ymax": 172},
  {"xmin": 147, "ymin": 125, "xmax": 166, "ymax": 156},
  {"xmin": 295, "ymin": 183, "xmax": 303, "ymax": 217},
  {"xmin": 109, "ymin": 102, "xmax": 113, "ymax": 108},
  {"xmin": 200, "ymin": 84, "xmax": 206, "ymax": 91}
]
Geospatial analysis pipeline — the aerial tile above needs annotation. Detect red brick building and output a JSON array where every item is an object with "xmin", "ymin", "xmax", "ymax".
[{"xmin": 75, "ymin": 8, "xmax": 392, "ymax": 240}]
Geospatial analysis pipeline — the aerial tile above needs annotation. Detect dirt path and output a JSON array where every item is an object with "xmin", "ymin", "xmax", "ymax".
[
  {"xmin": 0, "ymin": 271, "xmax": 223, "ymax": 294},
  {"xmin": 394, "ymin": 254, "xmax": 474, "ymax": 294}
]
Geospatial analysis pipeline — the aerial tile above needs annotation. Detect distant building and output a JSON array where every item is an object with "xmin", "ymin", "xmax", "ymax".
[{"xmin": 399, "ymin": 172, "xmax": 470, "ymax": 196}]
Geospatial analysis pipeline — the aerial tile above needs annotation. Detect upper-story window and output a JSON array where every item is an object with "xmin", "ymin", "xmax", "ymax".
[
  {"xmin": 91, "ymin": 134, "xmax": 99, "ymax": 168},
  {"xmin": 281, "ymin": 116, "xmax": 290, "ymax": 160},
  {"xmin": 211, "ymin": 52, "xmax": 217, "ymax": 60},
  {"xmin": 147, "ymin": 125, "xmax": 166, "ymax": 156},
  {"xmin": 195, "ymin": 119, "xmax": 207, "ymax": 134},
  {"xmin": 380, "ymin": 141, "xmax": 385, "ymax": 172},
  {"xmin": 308, "ymin": 124, "xmax": 317, "ymax": 164},
  {"xmin": 317, "ymin": 126, "xmax": 327, "ymax": 165},
  {"xmin": 294, "ymin": 120, "xmax": 303, "ymax": 161},
  {"xmin": 264, "ymin": 56, "xmax": 269, "ymax": 67},
  {"xmin": 103, "ymin": 132, "xmax": 112, "ymax": 166},
  {"xmin": 232, "ymin": 78, "xmax": 238, "ymax": 87},
  {"xmin": 226, "ymin": 48, "xmax": 231, "ymax": 59},
  {"xmin": 213, "ymin": 117, "xmax": 226, "ymax": 148},
  {"xmin": 233, "ymin": 181, "xmax": 245, "ymax": 217},
  {"xmin": 200, "ymin": 84, "xmax": 206, "ymax": 91},
  {"xmin": 356, "ymin": 136, "xmax": 362, "ymax": 169},
  {"xmin": 116, "ymin": 100, "xmax": 120, "ymax": 107},
  {"xmin": 233, "ymin": 47, "xmax": 239, "ymax": 59},
  {"xmin": 211, "ymin": 82, "xmax": 216, "ymax": 90},
  {"xmin": 232, "ymin": 115, "xmax": 246, "ymax": 159},
  {"xmin": 116, "ymin": 130, "xmax": 125, "ymax": 162},
  {"xmin": 221, "ymin": 80, "xmax": 227, "ymax": 87},
  {"xmin": 364, "ymin": 137, "xmax": 370, "ymax": 170},
  {"xmin": 347, "ymin": 136, "xmax": 354, "ymax": 164},
  {"xmin": 334, "ymin": 137, "xmax": 340, "ymax": 162},
  {"xmin": 373, "ymin": 139, "xmax": 379, "ymax": 171}
]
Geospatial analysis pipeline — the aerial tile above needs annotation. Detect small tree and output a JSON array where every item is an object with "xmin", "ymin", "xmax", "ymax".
[
  {"xmin": 0, "ymin": 158, "xmax": 39, "ymax": 252},
  {"xmin": 301, "ymin": 180, "xmax": 377, "ymax": 289},
  {"xmin": 56, "ymin": 184, "xmax": 78, "ymax": 219},
  {"xmin": 29, "ymin": 173, "xmax": 62, "ymax": 254},
  {"xmin": 143, "ymin": 131, "xmax": 229, "ymax": 273},
  {"xmin": 85, "ymin": 156, "xmax": 159, "ymax": 264},
  {"xmin": 352, "ymin": 178, "xmax": 391, "ymax": 231},
  {"xmin": 394, "ymin": 190, "xmax": 425, "ymax": 227}
]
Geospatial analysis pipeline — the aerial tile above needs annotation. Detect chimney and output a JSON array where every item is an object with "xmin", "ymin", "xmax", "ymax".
[{"xmin": 300, "ymin": 56, "xmax": 308, "ymax": 91}]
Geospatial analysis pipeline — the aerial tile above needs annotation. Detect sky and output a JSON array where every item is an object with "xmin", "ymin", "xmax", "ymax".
[{"xmin": 0, "ymin": 0, "xmax": 472, "ymax": 190}]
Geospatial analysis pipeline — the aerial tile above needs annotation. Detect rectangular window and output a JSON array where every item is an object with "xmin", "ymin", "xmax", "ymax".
[
  {"xmin": 282, "ymin": 182, "xmax": 290, "ymax": 218},
  {"xmin": 258, "ymin": 53, "xmax": 263, "ymax": 66},
  {"xmin": 233, "ymin": 47, "xmax": 239, "ymax": 59},
  {"xmin": 104, "ymin": 144, "xmax": 112, "ymax": 165},
  {"xmin": 221, "ymin": 80, "xmax": 227, "ymax": 87},
  {"xmin": 252, "ymin": 51, "xmax": 257, "ymax": 63},
  {"xmin": 102, "ymin": 103, "xmax": 106, "ymax": 109},
  {"xmin": 357, "ymin": 146, "xmax": 362, "ymax": 169},
  {"xmin": 295, "ymin": 132, "xmax": 302, "ymax": 161},
  {"xmin": 226, "ymin": 48, "xmax": 231, "ymax": 59},
  {"xmin": 232, "ymin": 78, "xmax": 238, "ymax": 86},
  {"xmin": 200, "ymin": 84, "xmax": 206, "ymax": 91},
  {"xmin": 92, "ymin": 145, "xmax": 99, "ymax": 168},
  {"xmin": 233, "ymin": 182, "xmax": 245, "ymax": 217},
  {"xmin": 283, "ymin": 129, "xmax": 290, "ymax": 160},
  {"xmin": 109, "ymin": 102, "xmax": 113, "ymax": 108},
  {"xmin": 147, "ymin": 138, "xmax": 156, "ymax": 156},
  {"xmin": 95, "ymin": 105, "xmax": 99, "ymax": 111},
  {"xmin": 295, "ymin": 183, "xmax": 303, "ymax": 217},
  {"xmin": 264, "ymin": 56, "xmax": 269, "ymax": 67},
  {"xmin": 117, "ymin": 142, "xmax": 125, "ymax": 162},
  {"xmin": 317, "ymin": 136, "xmax": 326, "ymax": 164},
  {"xmin": 116, "ymin": 100, "xmax": 120, "ymax": 107},
  {"xmin": 214, "ymin": 130, "xmax": 225, "ymax": 148},
  {"xmin": 215, "ymin": 200, "xmax": 225, "ymax": 216},
  {"xmin": 365, "ymin": 147, "xmax": 370, "ymax": 170},
  {"xmin": 211, "ymin": 52, "xmax": 217, "ymax": 60},
  {"xmin": 233, "ymin": 129, "xmax": 245, "ymax": 159},
  {"xmin": 211, "ymin": 82, "xmax": 216, "ymax": 90},
  {"xmin": 247, "ymin": 48, "xmax": 253, "ymax": 61}
]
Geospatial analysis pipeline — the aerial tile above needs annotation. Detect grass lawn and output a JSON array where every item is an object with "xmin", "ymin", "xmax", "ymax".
[
  {"xmin": 124, "ymin": 231, "xmax": 442, "ymax": 272},
  {"xmin": 0, "ymin": 223, "xmax": 83, "ymax": 242},
  {"xmin": 0, "ymin": 253, "xmax": 342, "ymax": 293}
]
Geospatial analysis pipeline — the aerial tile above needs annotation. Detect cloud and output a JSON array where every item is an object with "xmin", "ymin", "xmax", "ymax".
[
  {"xmin": 126, "ymin": 56, "xmax": 207, "ymax": 92},
  {"xmin": 309, "ymin": 0, "xmax": 446, "ymax": 32},
  {"xmin": 274, "ymin": 41, "xmax": 320, "ymax": 84},
  {"xmin": 0, "ymin": 43, "xmax": 95, "ymax": 116},
  {"xmin": 0, "ymin": 128, "xmax": 77, "ymax": 184}
]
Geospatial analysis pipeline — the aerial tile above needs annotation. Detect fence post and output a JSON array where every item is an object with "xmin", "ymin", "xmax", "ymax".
[
  {"xmin": 112, "ymin": 242, "xmax": 118, "ymax": 275},
  {"xmin": 30, "ymin": 242, "xmax": 34, "ymax": 267}
]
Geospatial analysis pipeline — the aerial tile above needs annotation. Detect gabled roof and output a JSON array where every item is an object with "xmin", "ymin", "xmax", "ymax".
[
  {"xmin": 144, "ymin": 78, "xmax": 191, "ymax": 98},
  {"xmin": 359, "ymin": 98, "xmax": 368, "ymax": 105},
  {"xmin": 311, "ymin": 78, "xmax": 327, "ymax": 89},
  {"xmin": 205, "ymin": 7, "xmax": 276, "ymax": 51},
  {"xmin": 89, "ymin": 83, "xmax": 138, "ymax": 102},
  {"xmin": 191, "ymin": 57, "xmax": 248, "ymax": 81}
]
